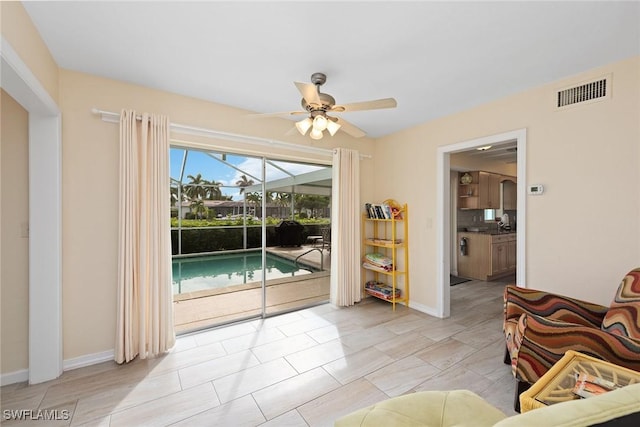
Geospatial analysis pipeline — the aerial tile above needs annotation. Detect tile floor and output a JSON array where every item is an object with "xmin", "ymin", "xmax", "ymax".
[{"xmin": 1, "ymin": 278, "xmax": 517, "ymax": 426}]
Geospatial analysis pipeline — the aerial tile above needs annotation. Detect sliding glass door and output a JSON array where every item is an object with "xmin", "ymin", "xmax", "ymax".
[{"xmin": 169, "ymin": 147, "xmax": 331, "ymax": 333}]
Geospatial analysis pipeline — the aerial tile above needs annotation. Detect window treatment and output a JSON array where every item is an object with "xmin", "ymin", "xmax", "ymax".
[
  {"xmin": 115, "ymin": 110, "xmax": 175, "ymax": 364},
  {"xmin": 330, "ymin": 148, "xmax": 361, "ymax": 306}
]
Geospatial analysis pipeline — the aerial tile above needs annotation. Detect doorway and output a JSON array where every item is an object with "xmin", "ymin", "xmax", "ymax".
[{"xmin": 437, "ymin": 129, "xmax": 527, "ymax": 318}]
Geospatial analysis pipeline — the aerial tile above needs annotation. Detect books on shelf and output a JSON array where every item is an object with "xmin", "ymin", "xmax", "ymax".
[
  {"xmin": 365, "ymin": 280, "xmax": 400, "ymax": 300},
  {"xmin": 365, "ymin": 202, "xmax": 402, "ymax": 220}
]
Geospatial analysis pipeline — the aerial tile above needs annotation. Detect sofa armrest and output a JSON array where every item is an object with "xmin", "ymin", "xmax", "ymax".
[
  {"xmin": 496, "ymin": 383, "xmax": 640, "ymax": 427},
  {"xmin": 504, "ymin": 285, "xmax": 608, "ymax": 328},
  {"xmin": 514, "ymin": 314, "xmax": 640, "ymax": 384}
]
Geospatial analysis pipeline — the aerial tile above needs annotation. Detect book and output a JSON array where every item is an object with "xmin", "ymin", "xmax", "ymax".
[
  {"xmin": 365, "ymin": 203, "xmax": 374, "ymax": 218},
  {"xmin": 382, "ymin": 202, "xmax": 392, "ymax": 219},
  {"xmin": 374, "ymin": 204, "xmax": 385, "ymax": 219}
]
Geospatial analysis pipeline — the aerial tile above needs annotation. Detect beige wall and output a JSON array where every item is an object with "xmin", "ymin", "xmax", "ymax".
[
  {"xmin": 58, "ymin": 69, "xmax": 375, "ymax": 359},
  {"xmin": 0, "ymin": 2, "xmax": 59, "ymax": 104},
  {"xmin": 1, "ymin": 90, "xmax": 30, "ymax": 374},
  {"xmin": 375, "ymin": 56, "xmax": 640, "ymax": 309}
]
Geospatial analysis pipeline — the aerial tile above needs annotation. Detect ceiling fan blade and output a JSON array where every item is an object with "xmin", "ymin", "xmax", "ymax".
[
  {"xmin": 294, "ymin": 82, "xmax": 321, "ymax": 106},
  {"xmin": 247, "ymin": 111, "xmax": 308, "ymax": 118},
  {"xmin": 285, "ymin": 126, "xmax": 299, "ymax": 136},
  {"xmin": 335, "ymin": 117, "xmax": 366, "ymax": 138},
  {"xmin": 331, "ymin": 97, "xmax": 397, "ymax": 113}
]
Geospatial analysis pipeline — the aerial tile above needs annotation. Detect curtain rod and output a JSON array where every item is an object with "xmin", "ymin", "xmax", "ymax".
[{"xmin": 91, "ymin": 108, "xmax": 372, "ymax": 159}]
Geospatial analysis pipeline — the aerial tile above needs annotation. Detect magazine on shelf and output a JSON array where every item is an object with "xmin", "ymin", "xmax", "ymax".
[
  {"xmin": 572, "ymin": 372, "xmax": 619, "ymax": 399},
  {"xmin": 365, "ymin": 280, "xmax": 400, "ymax": 300}
]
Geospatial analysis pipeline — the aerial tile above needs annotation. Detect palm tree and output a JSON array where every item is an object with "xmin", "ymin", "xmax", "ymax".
[
  {"xmin": 296, "ymin": 194, "xmax": 330, "ymax": 218},
  {"xmin": 235, "ymin": 174, "xmax": 254, "ymax": 194},
  {"xmin": 274, "ymin": 192, "xmax": 292, "ymax": 218},
  {"xmin": 189, "ymin": 198, "xmax": 208, "ymax": 219},
  {"xmin": 245, "ymin": 192, "xmax": 262, "ymax": 217},
  {"xmin": 204, "ymin": 180, "xmax": 223, "ymax": 200},
  {"xmin": 185, "ymin": 173, "xmax": 207, "ymax": 200}
]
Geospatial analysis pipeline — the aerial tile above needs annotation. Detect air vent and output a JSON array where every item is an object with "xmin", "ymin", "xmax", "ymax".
[{"xmin": 557, "ymin": 76, "xmax": 610, "ymax": 109}]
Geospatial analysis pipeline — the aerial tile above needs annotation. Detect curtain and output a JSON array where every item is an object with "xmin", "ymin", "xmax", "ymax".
[
  {"xmin": 330, "ymin": 148, "xmax": 361, "ymax": 306},
  {"xmin": 115, "ymin": 110, "xmax": 175, "ymax": 364}
]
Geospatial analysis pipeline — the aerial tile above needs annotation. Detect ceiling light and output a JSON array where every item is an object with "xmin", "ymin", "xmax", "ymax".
[
  {"xmin": 312, "ymin": 115, "xmax": 328, "ymax": 131},
  {"xmin": 326, "ymin": 120, "xmax": 341, "ymax": 136},
  {"xmin": 309, "ymin": 128, "xmax": 323, "ymax": 140},
  {"xmin": 295, "ymin": 117, "xmax": 313, "ymax": 135},
  {"xmin": 477, "ymin": 145, "xmax": 492, "ymax": 151}
]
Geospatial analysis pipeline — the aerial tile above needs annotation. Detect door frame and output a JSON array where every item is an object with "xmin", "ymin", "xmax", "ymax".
[
  {"xmin": 436, "ymin": 129, "xmax": 527, "ymax": 318},
  {"xmin": 1, "ymin": 37, "xmax": 63, "ymax": 384}
]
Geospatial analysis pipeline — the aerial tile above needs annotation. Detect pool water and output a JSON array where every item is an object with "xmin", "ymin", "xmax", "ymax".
[{"xmin": 172, "ymin": 250, "xmax": 317, "ymax": 294}]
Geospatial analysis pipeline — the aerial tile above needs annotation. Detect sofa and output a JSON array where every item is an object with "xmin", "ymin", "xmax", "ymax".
[{"xmin": 334, "ymin": 383, "xmax": 640, "ymax": 426}]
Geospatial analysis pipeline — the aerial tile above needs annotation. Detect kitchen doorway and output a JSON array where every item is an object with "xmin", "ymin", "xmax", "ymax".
[{"xmin": 436, "ymin": 129, "xmax": 527, "ymax": 318}]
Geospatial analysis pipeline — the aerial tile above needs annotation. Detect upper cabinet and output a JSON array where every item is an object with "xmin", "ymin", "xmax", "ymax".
[
  {"xmin": 459, "ymin": 171, "xmax": 517, "ymax": 210},
  {"xmin": 458, "ymin": 171, "xmax": 501, "ymax": 209},
  {"xmin": 502, "ymin": 178, "xmax": 517, "ymax": 210}
]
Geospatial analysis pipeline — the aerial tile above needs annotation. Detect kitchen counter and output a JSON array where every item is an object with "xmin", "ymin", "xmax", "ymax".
[
  {"xmin": 458, "ymin": 231, "xmax": 516, "ymax": 281},
  {"xmin": 459, "ymin": 229, "xmax": 516, "ymax": 236}
]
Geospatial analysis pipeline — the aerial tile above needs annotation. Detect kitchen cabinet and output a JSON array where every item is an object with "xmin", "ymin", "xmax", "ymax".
[
  {"xmin": 458, "ymin": 171, "xmax": 501, "ymax": 209},
  {"xmin": 507, "ymin": 238, "xmax": 517, "ymax": 270},
  {"xmin": 491, "ymin": 234, "xmax": 514, "ymax": 276},
  {"xmin": 458, "ymin": 232, "xmax": 516, "ymax": 281},
  {"xmin": 502, "ymin": 178, "xmax": 517, "ymax": 210}
]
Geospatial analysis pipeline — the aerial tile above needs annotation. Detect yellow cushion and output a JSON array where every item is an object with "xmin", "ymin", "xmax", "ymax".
[
  {"xmin": 335, "ymin": 384, "xmax": 640, "ymax": 427},
  {"xmin": 334, "ymin": 390, "xmax": 507, "ymax": 427},
  {"xmin": 496, "ymin": 383, "xmax": 640, "ymax": 427}
]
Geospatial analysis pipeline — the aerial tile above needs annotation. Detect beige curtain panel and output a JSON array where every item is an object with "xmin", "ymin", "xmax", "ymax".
[
  {"xmin": 115, "ymin": 110, "xmax": 175, "ymax": 364},
  {"xmin": 330, "ymin": 148, "xmax": 362, "ymax": 306}
]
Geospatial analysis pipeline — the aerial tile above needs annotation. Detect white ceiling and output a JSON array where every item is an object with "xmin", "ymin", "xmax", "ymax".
[{"xmin": 22, "ymin": 1, "xmax": 640, "ymax": 138}]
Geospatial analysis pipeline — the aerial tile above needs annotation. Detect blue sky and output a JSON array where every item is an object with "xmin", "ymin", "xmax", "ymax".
[{"xmin": 170, "ymin": 148, "xmax": 326, "ymax": 201}]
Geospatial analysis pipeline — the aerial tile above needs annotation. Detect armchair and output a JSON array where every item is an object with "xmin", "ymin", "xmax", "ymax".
[{"xmin": 503, "ymin": 268, "xmax": 640, "ymax": 410}]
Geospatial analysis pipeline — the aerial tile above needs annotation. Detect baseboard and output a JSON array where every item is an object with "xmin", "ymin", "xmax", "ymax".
[
  {"xmin": 1, "ymin": 349, "xmax": 115, "ymax": 386},
  {"xmin": 63, "ymin": 349, "xmax": 114, "ymax": 371},
  {"xmin": 407, "ymin": 300, "xmax": 441, "ymax": 317},
  {"xmin": 0, "ymin": 369, "xmax": 29, "ymax": 386}
]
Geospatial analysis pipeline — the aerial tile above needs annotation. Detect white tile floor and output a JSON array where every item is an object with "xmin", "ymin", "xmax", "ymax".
[{"xmin": 1, "ymin": 278, "xmax": 517, "ymax": 426}]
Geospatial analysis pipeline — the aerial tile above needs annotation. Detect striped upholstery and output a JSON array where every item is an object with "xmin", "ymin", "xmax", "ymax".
[
  {"xmin": 504, "ymin": 286, "xmax": 608, "ymax": 327},
  {"xmin": 602, "ymin": 269, "xmax": 640, "ymax": 340},
  {"xmin": 503, "ymin": 268, "xmax": 640, "ymax": 385}
]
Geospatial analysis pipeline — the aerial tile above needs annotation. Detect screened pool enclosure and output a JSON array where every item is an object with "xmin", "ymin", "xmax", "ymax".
[{"xmin": 170, "ymin": 147, "xmax": 332, "ymax": 332}]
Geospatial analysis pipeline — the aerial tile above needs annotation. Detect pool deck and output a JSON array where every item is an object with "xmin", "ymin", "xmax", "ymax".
[{"xmin": 173, "ymin": 244, "xmax": 331, "ymax": 333}]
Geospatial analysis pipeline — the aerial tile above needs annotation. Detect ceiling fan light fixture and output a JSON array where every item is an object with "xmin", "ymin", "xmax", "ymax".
[
  {"xmin": 326, "ymin": 119, "xmax": 341, "ymax": 136},
  {"xmin": 312, "ymin": 115, "xmax": 328, "ymax": 131},
  {"xmin": 295, "ymin": 117, "xmax": 313, "ymax": 135},
  {"xmin": 309, "ymin": 128, "xmax": 323, "ymax": 140}
]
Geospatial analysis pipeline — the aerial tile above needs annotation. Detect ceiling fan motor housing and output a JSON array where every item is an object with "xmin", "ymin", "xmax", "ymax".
[{"xmin": 301, "ymin": 92, "xmax": 336, "ymax": 113}]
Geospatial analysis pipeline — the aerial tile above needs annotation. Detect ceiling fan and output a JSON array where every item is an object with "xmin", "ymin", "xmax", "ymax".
[{"xmin": 252, "ymin": 72, "xmax": 397, "ymax": 140}]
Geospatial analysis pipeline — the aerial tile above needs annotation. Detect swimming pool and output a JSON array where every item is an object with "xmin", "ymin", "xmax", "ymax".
[{"xmin": 172, "ymin": 250, "xmax": 318, "ymax": 295}]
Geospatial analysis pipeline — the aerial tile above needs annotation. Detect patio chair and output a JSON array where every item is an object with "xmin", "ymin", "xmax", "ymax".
[
  {"xmin": 503, "ymin": 268, "xmax": 640, "ymax": 411},
  {"xmin": 320, "ymin": 227, "xmax": 331, "ymax": 252}
]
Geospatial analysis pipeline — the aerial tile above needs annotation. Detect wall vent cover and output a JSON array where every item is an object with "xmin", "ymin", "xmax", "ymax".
[{"xmin": 557, "ymin": 76, "xmax": 610, "ymax": 109}]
